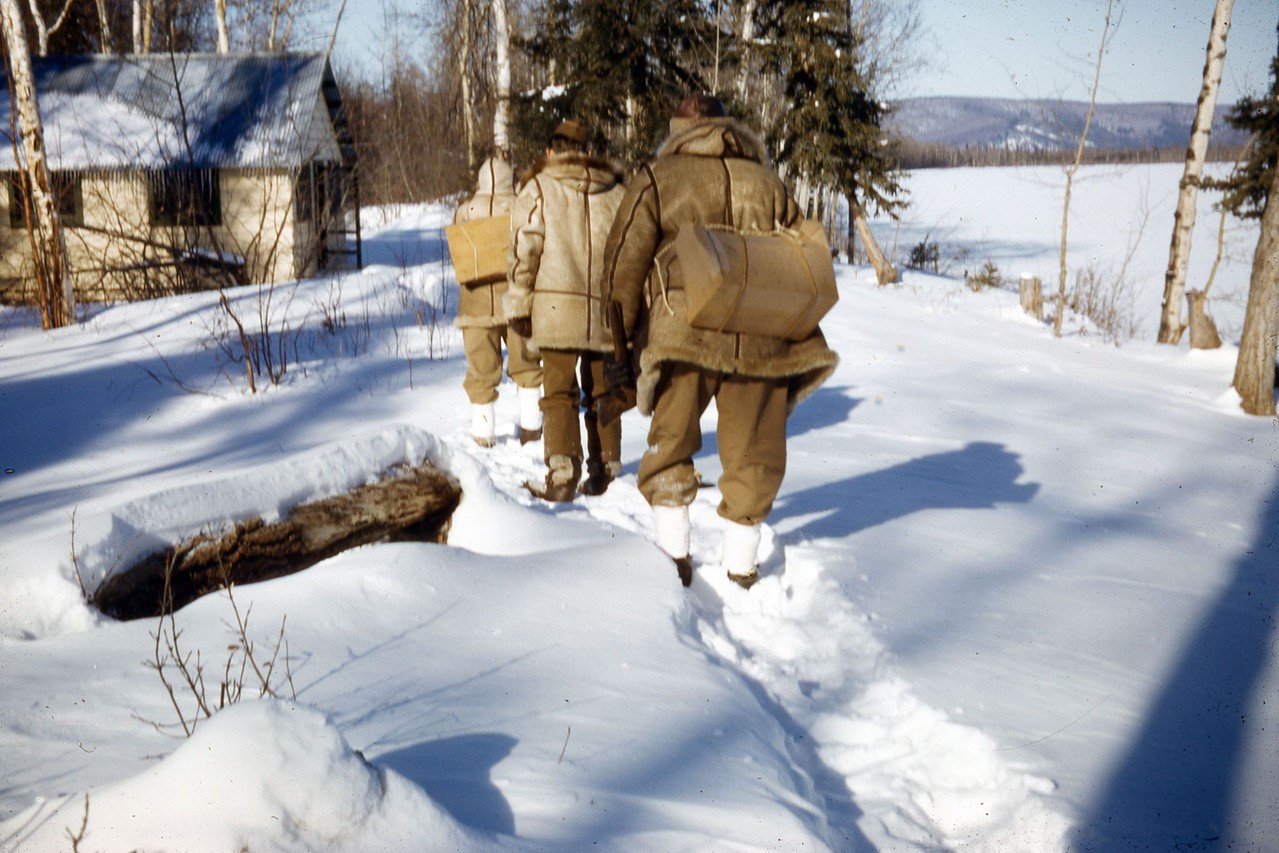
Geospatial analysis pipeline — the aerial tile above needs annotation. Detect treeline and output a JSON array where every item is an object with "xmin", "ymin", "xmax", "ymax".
[
  {"xmin": 341, "ymin": 62, "xmax": 473, "ymax": 208},
  {"xmin": 896, "ymin": 140, "xmax": 1252, "ymax": 170}
]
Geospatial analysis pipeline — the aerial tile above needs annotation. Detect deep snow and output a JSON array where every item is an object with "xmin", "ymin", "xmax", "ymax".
[{"xmin": 1, "ymin": 162, "xmax": 1276, "ymax": 852}]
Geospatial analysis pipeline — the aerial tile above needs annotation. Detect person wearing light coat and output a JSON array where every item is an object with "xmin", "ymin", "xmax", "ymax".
[
  {"xmin": 454, "ymin": 155, "xmax": 543, "ymax": 447},
  {"xmin": 602, "ymin": 95, "xmax": 838, "ymax": 587},
  {"xmin": 505, "ymin": 120, "xmax": 627, "ymax": 501}
]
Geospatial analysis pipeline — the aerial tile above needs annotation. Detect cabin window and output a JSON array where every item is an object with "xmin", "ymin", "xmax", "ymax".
[
  {"xmin": 295, "ymin": 163, "xmax": 342, "ymax": 223},
  {"xmin": 295, "ymin": 164, "xmax": 319, "ymax": 222},
  {"xmin": 149, "ymin": 168, "xmax": 222, "ymax": 227},
  {"xmin": 7, "ymin": 171, "xmax": 84, "ymax": 227}
]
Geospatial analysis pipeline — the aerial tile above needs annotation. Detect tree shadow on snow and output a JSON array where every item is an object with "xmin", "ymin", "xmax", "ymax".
[
  {"xmin": 377, "ymin": 733, "xmax": 518, "ymax": 835},
  {"xmin": 772, "ymin": 440, "xmax": 1040, "ymax": 540},
  {"xmin": 1072, "ymin": 477, "xmax": 1279, "ymax": 850}
]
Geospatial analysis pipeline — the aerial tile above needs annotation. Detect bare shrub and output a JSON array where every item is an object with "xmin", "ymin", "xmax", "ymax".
[
  {"xmin": 1065, "ymin": 262, "xmax": 1141, "ymax": 345},
  {"xmin": 907, "ymin": 237, "xmax": 939, "ymax": 272},
  {"xmin": 140, "ymin": 555, "xmax": 295, "ymax": 738},
  {"xmin": 966, "ymin": 259, "xmax": 1002, "ymax": 291}
]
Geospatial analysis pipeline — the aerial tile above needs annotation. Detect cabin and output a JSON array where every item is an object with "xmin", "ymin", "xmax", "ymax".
[{"xmin": 0, "ymin": 52, "xmax": 360, "ymax": 303}]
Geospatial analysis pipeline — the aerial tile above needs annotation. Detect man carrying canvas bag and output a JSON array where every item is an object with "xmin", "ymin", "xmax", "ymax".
[
  {"xmin": 602, "ymin": 95, "xmax": 839, "ymax": 589},
  {"xmin": 451, "ymin": 154, "xmax": 544, "ymax": 447}
]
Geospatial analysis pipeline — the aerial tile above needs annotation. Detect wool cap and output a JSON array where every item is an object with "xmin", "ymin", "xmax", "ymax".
[{"xmin": 552, "ymin": 119, "xmax": 589, "ymax": 145}]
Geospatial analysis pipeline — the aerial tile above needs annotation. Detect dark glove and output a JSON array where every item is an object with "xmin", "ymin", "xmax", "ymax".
[
  {"xmin": 507, "ymin": 316, "xmax": 532, "ymax": 338},
  {"xmin": 603, "ymin": 355, "xmax": 634, "ymax": 390}
]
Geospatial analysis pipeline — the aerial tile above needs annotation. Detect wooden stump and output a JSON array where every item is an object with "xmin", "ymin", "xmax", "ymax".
[
  {"xmin": 1186, "ymin": 289, "xmax": 1222, "ymax": 350},
  {"xmin": 1020, "ymin": 274, "xmax": 1043, "ymax": 320},
  {"xmin": 92, "ymin": 462, "xmax": 462, "ymax": 621}
]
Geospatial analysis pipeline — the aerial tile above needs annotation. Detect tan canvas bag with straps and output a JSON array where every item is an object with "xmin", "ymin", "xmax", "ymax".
[{"xmin": 654, "ymin": 219, "xmax": 838, "ymax": 341}]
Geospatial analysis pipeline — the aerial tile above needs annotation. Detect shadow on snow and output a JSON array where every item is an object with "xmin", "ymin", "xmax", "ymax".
[{"xmin": 1073, "ymin": 476, "xmax": 1279, "ymax": 850}]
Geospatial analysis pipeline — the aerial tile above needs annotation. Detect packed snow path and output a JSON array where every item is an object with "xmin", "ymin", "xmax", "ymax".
[{"xmin": 470, "ymin": 386, "xmax": 1072, "ymax": 851}]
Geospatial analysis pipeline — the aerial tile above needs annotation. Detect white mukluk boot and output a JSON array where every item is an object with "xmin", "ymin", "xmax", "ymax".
[
  {"xmin": 471, "ymin": 402, "xmax": 496, "ymax": 448},
  {"xmin": 721, "ymin": 522, "xmax": 762, "ymax": 589},
  {"xmin": 653, "ymin": 504, "xmax": 693, "ymax": 587},
  {"xmin": 518, "ymin": 386, "xmax": 543, "ymax": 445}
]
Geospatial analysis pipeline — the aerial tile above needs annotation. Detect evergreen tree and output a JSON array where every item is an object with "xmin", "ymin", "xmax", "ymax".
[
  {"xmin": 759, "ymin": 0, "xmax": 904, "ymax": 281},
  {"xmin": 512, "ymin": 0, "xmax": 716, "ymax": 166},
  {"xmin": 1207, "ymin": 24, "xmax": 1279, "ymax": 220}
]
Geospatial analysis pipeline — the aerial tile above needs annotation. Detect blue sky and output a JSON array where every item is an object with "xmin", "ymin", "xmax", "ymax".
[
  {"xmin": 304, "ymin": 0, "xmax": 1276, "ymax": 105},
  {"xmin": 909, "ymin": 0, "xmax": 1276, "ymax": 103}
]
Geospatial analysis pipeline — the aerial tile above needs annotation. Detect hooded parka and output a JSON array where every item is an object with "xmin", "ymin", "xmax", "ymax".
[
  {"xmin": 505, "ymin": 153, "xmax": 627, "ymax": 353},
  {"xmin": 602, "ymin": 118, "xmax": 838, "ymax": 415},
  {"xmin": 455, "ymin": 157, "xmax": 517, "ymax": 329}
]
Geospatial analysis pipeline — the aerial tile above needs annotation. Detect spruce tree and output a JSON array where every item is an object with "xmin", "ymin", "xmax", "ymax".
[
  {"xmin": 1208, "ymin": 24, "xmax": 1278, "ymax": 220},
  {"xmin": 512, "ymin": 0, "xmax": 716, "ymax": 166},
  {"xmin": 759, "ymin": 0, "xmax": 904, "ymax": 280}
]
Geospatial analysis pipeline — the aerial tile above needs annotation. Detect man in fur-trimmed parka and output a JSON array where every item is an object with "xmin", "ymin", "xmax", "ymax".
[
  {"xmin": 505, "ymin": 120, "xmax": 627, "ymax": 501},
  {"xmin": 602, "ymin": 95, "xmax": 838, "ymax": 588},
  {"xmin": 454, "ymin": 154, "xmax": 543, "ymax": 447}
]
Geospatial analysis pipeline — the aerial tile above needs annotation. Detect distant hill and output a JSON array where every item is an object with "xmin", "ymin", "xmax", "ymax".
[{"xmin": 888, "ymin": 97, "xmax": 1249, "ymax": 152}]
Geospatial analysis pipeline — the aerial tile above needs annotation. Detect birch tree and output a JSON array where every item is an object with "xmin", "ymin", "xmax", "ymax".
[
  {"xmin": 93, "ymin": 0, "xmax": 112, "ymax": 51},
  {"xmin": 1, "ymin": 0, "xmax": 74, "ymax": 328},
  {"xmin": 132, "ymin": 0, "xmax": 146, "ymax": 52},
  {"xmin": 492, "ymin": 0, "xmax": 511, "ymax": 153},
  {"xmin": 1157, "ymin": 0, "xmax": 1233, "ymax": 344},
  {"xmin": 21, "ymin": 0, "xmax": 75, "ymax": 55},
  {"xmin": 216, "ymin": 0, "xmax": 230, "ymax": 52}
]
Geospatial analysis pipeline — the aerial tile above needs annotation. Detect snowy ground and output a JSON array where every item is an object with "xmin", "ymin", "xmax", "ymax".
[{"xmin": 1, "ymin": 163, "xmax": 1275, "ymax": 852}]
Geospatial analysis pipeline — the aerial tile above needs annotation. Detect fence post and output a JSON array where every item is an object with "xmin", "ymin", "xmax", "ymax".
[{"xmin": 1020, "ymin": 274, "xmax": 1043, "ymax": 320}]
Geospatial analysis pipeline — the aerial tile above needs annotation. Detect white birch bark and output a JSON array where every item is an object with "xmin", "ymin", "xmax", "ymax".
[
  {"xmin": 23, "ymin": 0, "xmax": 73, "ymax": 56},
  {"xmin": 0, "ymin": 0, "xmax": 73, "ymax": 327},
  {"xmin": 1157, "ymin": 0, "xmax": 1233, "ymax": 344},
  {"xmin": 94, "ymin": 0, "xmax": 112, "ymax": 51},
  {"xmin": 735, "ymin": 0, "xmax": 757, "ymax": 107},
  {"xmin": 458, "ymin": 0, "xmax": 477, "ymax": 173},
  {"xmin": 492, "ymin": 0, "xmax": 511, "ymax": 153},
  {"xmin": 132, "ymin": 0, "xmax": 143, "ymax": 52},
  {"xmin": 215, "ymin": 0, "xmax": 230, "ymax": 53}
]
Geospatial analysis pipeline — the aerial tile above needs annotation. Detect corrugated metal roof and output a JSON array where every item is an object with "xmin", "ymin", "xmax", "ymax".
[{"xmin": 0, "ymin": 53, "xmax": 343, "ymax": 171}]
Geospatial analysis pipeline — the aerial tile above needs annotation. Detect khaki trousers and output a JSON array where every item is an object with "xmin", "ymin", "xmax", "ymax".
[
  {"xmin": 639, "ymin": 362, "xmax": 788, "ymax": 526},
  {"xmin": 462, "ymin": 326, "xmax": 542, "ymax": 404},
  {"xmin": 540, "ymin": 348, "xmax": 621, "ymax": 476}
]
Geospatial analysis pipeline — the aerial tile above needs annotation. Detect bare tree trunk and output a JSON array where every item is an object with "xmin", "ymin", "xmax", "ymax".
[
  {"xmin": 735, "ymin": 0, "xmax": 757, "ymax": 106},
  {"xmin": 1158, "ymin": 0, "xmax": 1233, "ymax": 344},
  {"xmin": 24, "ymin": 0, "xmax": 75, "ymax": 56},
  {"xmin": 132, "ymin": 0, "xmax": 143, "ymax": 52},
  {"xmin": 1055, "ymin": 0, "xmax": 1113, "ymax": 337},
  {"xmin": 1186, "ymin": 290, "xmax": 1223, "ymax": 349},
  {"xmin": 492, "ymin": 0, "xmax": 511, "ymax": 153},
  {"xmin": 1231, "ymin": 166, "xmax": 1279, "ymax": 416},
  {"xmin": 457, "ymin": 0, "xmax": 477, "ymax": 173},
  {"xmin": 1, "ymin": 0, "xmax": 74, "ymax": 328},
  {"xmin": 215, "ymin": 0, "xmax": 230, "ymax": 53},
  {"xmin": 94, "ymin": 0, "xmax": 112, "ymax": 51},
  {"xmin": 850, "ymin": 192, "xmax": 897, "ymax": 285}
]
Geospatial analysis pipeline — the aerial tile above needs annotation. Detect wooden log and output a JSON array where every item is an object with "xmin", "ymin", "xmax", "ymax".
[
  {"xmin": 92, "ymin": 462, "xmax": 462, "ymax": 621},
  {"xmin": 1020, "ymin": 274, "xmax": 1043, "ymax": 320}
]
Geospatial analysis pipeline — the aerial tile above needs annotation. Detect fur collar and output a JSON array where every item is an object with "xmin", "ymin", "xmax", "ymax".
[
  {"xmin": 654, "ymin": 117, "xmax": 771, "ymax": 165},
  {"xmin": 518, "ymin": 152, "xmax": 626, "ymax": 192}
]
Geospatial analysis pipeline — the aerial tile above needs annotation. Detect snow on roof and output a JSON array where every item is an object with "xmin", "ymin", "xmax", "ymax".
[{"xmin": 0, "ymin": 52, "xmax": 342, "ymax": 171}]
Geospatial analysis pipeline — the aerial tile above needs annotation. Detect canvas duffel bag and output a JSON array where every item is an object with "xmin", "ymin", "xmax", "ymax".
[
  {"xmin": 655, "ymin": 220, "xmax": 838, "ymax": 341},
  {"xmin": 446, "ymin": 214, "xmax": 510, "ymax": 285}
]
